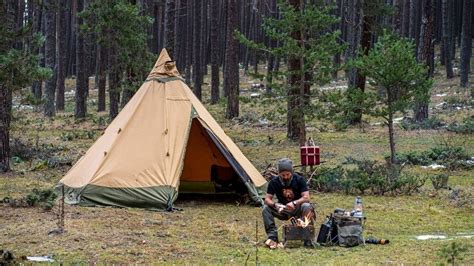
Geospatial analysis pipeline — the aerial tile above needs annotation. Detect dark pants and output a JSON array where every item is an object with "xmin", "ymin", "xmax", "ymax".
[{"xmin": 262, "ymin": 202, "xmax": 315, "ymax": 241}]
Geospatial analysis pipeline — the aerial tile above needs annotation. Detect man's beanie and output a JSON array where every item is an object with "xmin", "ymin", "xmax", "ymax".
[{"xmin": 278, "ymin": 158, "xmax": 293, "ymax": 173}]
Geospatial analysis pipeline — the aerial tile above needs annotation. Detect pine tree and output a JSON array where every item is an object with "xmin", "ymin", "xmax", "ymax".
[
  {"xmin": 192, "ymin": 0, "xmax": 203, "ymax": 100},
  {"xmin": 81, "ymin": 0, "xmax": 153, "ymax": 120},
  {"xmin": 413, "ymin": 0, "xmax": 434, "ymax": 122},
  {"xmin": 0, "ymin": 1, "xmax": 51, "ymax": 171},
  {"xmin": 43, "ymin": 0, "xmax": 57, "ymax": 117},
  {"xmin": 55, "ymin": 0, "xmax": 67, "ymax": 111},
  {"xmin": 356, "ymin": 32, "xmax": 432, "ymax": 165},
  {"xmin": 459, "ymin": 0, "xmax": 472, "ymax": 88},
  {"xmin": 164, "ymin": 0, "xmax": 175, "ymax": 58},
  {"xmin": 237, "ymin": 1, "xmax": 343, "ymax": 143},
  {"xmin": 442, "ymin": 0, "xmax": 454, "ymax": 78},
  {"xmin": 75, "ymin": 0, "xmax": 87, "ymax": 119},
  {"xmin": 225, "ymin": 0, "xmax": 239, "ymax": 118},
  {"xmin": 210, "ymin": 0, "xmax": 220, "ymax": 104}
]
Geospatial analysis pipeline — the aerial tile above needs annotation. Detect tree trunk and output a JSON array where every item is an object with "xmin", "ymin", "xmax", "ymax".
[
  {"xmin": 75, "ymin": 0, "xmax": 87, "ymax": 119},
  {"xmin": 108, "ymin": 43, "xmax": 120, "ymax": 120},
  {"xmin": 43, "ymin": 0, "xmax": 57, "ymax": 117},
  {"xmin": 287, "ymin": 0, "xmax": 304, "ymax": 143},
  {"xmin": 210, "ymin": 0, "xmax": 220, "ymax": 104},
  {"xmin": 192, "ymin": 0, "xmax": 202, "ymax": 100},
  {"xmin": 151, "ymin": 1, "xmax": 160, "ymax": 54},
  {"xmin": 393, "ymin": 0, "xmax": 402, "ymax": 34},
  {"xmin": 351, "ymin": 6, "xmax": 373, "ymax": 125},
  {"xmin": 402, "ymin": 0, "xmax": 410, "ymax": 37},
  {"xmin": 225, "ymin": 0, "xmax": 239, "ymax": 119},
  {"xmin": 345, "ymin": 0, "xmax": 362, "ymax": 88},
  {"xmin": 0, "ymin": 85, "xmax": 12, "ymax": 172},
  {"xmin": 442, "ymin": 0, "xmax": 454, "ymax": 78},
  {"xmin": 97, "ymin": 44, "xmax": 107, "ymax": 112},
  {"xmin": 0, "ymin": 2, "xmax": 15, "ymax": 171},
  {"xmin": 175, "ymin": 0, "xmax": 187, "ymax": 70},
  {"xmin": 200, "ymin": 0, "xmax": 207, "ymax": 77},
  {"xmin": 345, "ymin": 0, "xmax": 362, "ymax": 123},
  {"xmin": 164, "ymin": 0, "xmax": 175, "ymax": 58},
  {"xmin": 332, "ymin": 0, "xmax": 343, "ymax": 79},
  {"xmin": 83, "ymin": 0, "xmax": 93, "ymax": 98},
  {"xmin": 387, "ymin": 109, "xmax": 397, "ymax": 165},
  {"xmin": 460, "ymin": 0, "xmax": 472, "ymax": 88},
  {"xmin": 185, "ymin": 0, "xmax": 193, "ymax": 85},
  {"xmin": 31, "ymin": 0, "xmax": 43, "ymax": 101},
  {"xmin": 56, "ymin": 0, "xmax": 67, "ymax": 111},
  {"xmin": 414, "ymin": 0, "xmax": 434, "ymax": 122}
]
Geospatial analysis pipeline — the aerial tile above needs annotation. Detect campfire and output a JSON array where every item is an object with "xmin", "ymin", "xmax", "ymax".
[{"xmin": 289, "ymin": 214, "xmax": 312, "ymax": 228}]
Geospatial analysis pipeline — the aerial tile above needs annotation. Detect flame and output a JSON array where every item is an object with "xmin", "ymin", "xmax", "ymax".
[{"xmin": 286, "ymin": 213, "xmax": 313, "ymax": 228}]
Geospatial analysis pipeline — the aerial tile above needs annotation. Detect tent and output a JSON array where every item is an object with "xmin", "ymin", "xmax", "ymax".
[{"xmin": 58, "ymin": 49, "xmax": 267, "ymax": 210}]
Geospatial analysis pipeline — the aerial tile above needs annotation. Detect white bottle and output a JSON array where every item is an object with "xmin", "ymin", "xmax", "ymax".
[{"xmin": 354, "ymin": 196, "xmax": 363, "ymax": 218}]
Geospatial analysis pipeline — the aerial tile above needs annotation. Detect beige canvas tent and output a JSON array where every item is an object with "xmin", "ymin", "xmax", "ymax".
[{"xmin": 58, "ymin": 49, "xmax": 267, "ymax": 210}]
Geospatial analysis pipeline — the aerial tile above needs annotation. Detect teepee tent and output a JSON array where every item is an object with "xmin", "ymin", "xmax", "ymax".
[{"xmin": 58, "ymin": 49, "xmax": 267, "ymax": 210}]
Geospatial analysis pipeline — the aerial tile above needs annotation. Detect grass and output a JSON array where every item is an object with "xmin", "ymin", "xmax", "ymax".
[
  {"xmin": 0, "ymin": 65, "xmax": 473, "ymax": 264},
  {"xmin": 1, "ymin": 194, "xmax": 472, "ymax": 264}
]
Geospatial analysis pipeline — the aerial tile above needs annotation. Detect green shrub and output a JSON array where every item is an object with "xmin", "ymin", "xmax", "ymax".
[
  {"xmin": 430, "ymin": 173, "xmax": 449, "ymax": 190},
  {"xmin": 400, "ymin": 116, "xmax": 445, "ymax": 130},
  {"xmin": 309, "ymin": 158, "xmax": 427, "ymax": 195},
  {"xmin": 60, "ymin": 130, "xmax": 97, "ymax": 141},
  {"xmin": 447, "ymin": 117, "xmax": 474, "ymax": 134},
  {"xmin": 24, "ymin": 188, "xmax": 58, "ymax": 210},
  {"xmin": 438, "ymin": 242, "xmax": 469, "ymax": 265},
  {"xmin": 311, "ymin": 166, "xmax": 344, "ymax": 192},
  {"xmin": 394, "ymin": 146, "xmax": 471, "ymax": 170}
]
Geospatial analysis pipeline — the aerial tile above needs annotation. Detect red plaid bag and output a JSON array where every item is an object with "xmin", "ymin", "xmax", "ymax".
[{"xmin": 300, "ymin": 137, "xmax": 320, "ymax": 166}]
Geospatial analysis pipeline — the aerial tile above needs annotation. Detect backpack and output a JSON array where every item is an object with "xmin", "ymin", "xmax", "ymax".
[
  {"xmin": 333, "ymin": 214, "xmax": 363, "ymax": 247},
  {"xmin": 316, "ymin": 210, "xmax": 364, "ymax": 247}
]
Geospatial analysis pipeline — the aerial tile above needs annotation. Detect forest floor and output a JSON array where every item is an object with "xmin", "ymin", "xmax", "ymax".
[{"xmin": 0, "ymin": 66, "xmax": 473, "ymax": 264}]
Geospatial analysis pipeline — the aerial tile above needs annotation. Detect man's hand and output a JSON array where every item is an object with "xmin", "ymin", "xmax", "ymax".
[{"xmin": 285, "ymin": 201, "xmax": 296, "ymax": 212}]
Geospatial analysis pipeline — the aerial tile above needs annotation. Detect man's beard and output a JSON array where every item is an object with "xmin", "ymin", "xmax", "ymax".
[{"xmin": 279, "ymin": 176, "xmax": 293, "ymax": 187}]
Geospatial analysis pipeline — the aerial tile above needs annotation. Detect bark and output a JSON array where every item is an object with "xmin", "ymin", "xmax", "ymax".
[
  {"xmin": 460, "ymin": 0, "xmax": 472, "ymax": 88},
  {"xmin": 0, "ymin": 85, "xmax": 12, "ymax": 172},
  {"xmin": 388, "ymin": 111, "xmax": 397, "ymax": 165},
  {"xmin": 31, "ymin": 0, "xmax": 43, "ymax": 100},
  {"xmin": 200, "ymin": 0, "xmax": 207, "ymax": 76},
  {"xmin": 97, "ymin": 44, "xmax": 107, "ymax": 112},
  {"xmin": 345, "ymin": 0, "xmax": 362, "ymax": 123},
  {"xmin": 402, "ymin": 0, "xmax": 410, "ymax": 37},
  {"xmin": 192, "ymin": 0, "xmax": 203, "ymax": 100},
  {"xmin": 387, "ymin": 91, "xmax": 397, "ymax": 165},
  {"xmin": 108, "ymin": 67, "xmax": 120, "ymax": 120},
  {"xmin": 225, "ymin": 0, "xmax": 239, "ymax": 119},
  {"xmin": 67, "ymin": 0, "xmax": 77, "ymax": 76},
  {"xmin": 351, "ymin": 4, "xmax": 374, "ymax": 124},
  {"xmin": 56, "ymin": 0, "xmax": 67, "ymax": 111},
  {"xmin": 43, "ymin": 0, "xmax": 57, "ymax": 117},
  {"xmin": 442, "ymin": 0, "xmax": 454, "ymax": 78},
  {"xmin": 151, "ymin": 1, "xmax": 160, "ymax": 54},
  {"xmin": 345, "ymin": 0, "xmax": 362, "ymax": 88},
  {"xmin": 393, "ymin": 0, "xmax": 402, "ymax": 34},
  {"xmin": 332, "ymin": 0, "xmax": 343, "ymax": 79},
  {"xmin": 0, "ymin": 2, "xmax": 15, "ymax": 171},
  {"xmin": 108, "ymin": 30, "xmax": 120, "ymax": 120},
  {"xmin": 185, "ymin": 0, "xmax": 193, "ymax": 85},
  {"xmin": 83, "ymin": 0, "xmax": 93, "ymax": 98},
  {"xmin": 175, "ymin": 0, "xmax": 187, "ymax": 70},
  {"xmin": 287, "ymin": 0, "xmax": 304, "ymax": 143},
  {"xmin": 164, "ymin": 0, "xmax": 175, "ymax": 58},
  {"xmin": 75, "ymin": 0, "xmax": 87, "ymax": 119},
  {"xmin": 210, "ymin": 0, "xmax": 220, "ymax": 104},
  {"xmin": 414, "ymin": 0, "xmax": 434, "ymax": 122}
]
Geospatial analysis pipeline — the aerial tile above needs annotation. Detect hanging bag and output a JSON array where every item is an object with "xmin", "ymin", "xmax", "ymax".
[{"xmin": 300, "ymin": 137, "xmax": 320, "ymax": 166}]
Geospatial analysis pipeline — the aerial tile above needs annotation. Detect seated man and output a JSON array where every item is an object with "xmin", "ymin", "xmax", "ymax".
[{"xmin": 262, "ymin": 158, "xmax": 315, "ymax": 249}]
